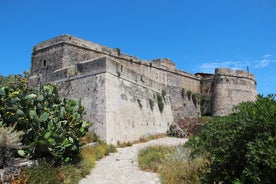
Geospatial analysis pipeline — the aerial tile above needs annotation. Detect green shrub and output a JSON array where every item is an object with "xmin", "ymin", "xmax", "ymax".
[
  {"xmin": 159, "ymin": 147, "xmax": 209, "ymax": 184},
  {"xmin": 185, "ymin": 94, "xmax": 276, "ymax": 183},
  {"xmin": 0, "ymin": 82, "xmax": 89, "ymax": 164}
]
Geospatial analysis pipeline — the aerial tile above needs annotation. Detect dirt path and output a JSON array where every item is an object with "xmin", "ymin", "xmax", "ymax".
[{"xmin": 79, "ymin": 137, "xmax": 188, "ymax": 184}]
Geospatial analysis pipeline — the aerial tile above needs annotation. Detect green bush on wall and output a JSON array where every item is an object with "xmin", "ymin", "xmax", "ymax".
[
  {"xmin": 149, "ymin": 99, "xmax": 154, "ymax": 111},
  {"xmin": 192, "ymin": 93, "xmax": 200, "ymax": 106},
  {"xmin": 161, "ymin": 90, "xmax": 166, "ymax": 98},
  {"xmin": 187, "ymin": 90, "xmax": 192, "ymax": 100},
  {"xmin": 157, "ymin": 94, "xmax": 164, "ymax": 113},
  {"xmin": 137, "ymin": 99, "xmax": 142, "ymax": 108},
  {"xmin": 181, "ymin": 88, "xmax": 185, "ymax": 99}
]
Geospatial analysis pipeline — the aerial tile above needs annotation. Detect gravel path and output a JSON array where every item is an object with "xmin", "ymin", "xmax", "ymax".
[{"xmin": 79, "ymin": 137, "xmax": 188, "ymax": 184}]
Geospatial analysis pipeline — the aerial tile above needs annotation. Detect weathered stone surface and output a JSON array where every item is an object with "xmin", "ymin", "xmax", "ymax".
[{"xmin": 29, "ymin": 35, "xmax": 257, "ymax": 144}]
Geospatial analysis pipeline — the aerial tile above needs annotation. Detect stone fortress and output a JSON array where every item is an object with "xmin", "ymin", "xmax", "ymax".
[{"xmin": 29, "ymin": 35, "xmax": 257, "ymax": 144}]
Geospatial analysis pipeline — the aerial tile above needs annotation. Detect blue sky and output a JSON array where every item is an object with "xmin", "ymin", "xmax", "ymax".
[{"xmin": 0, "ymin": 0, "xmax": 275, "ymax": 95}]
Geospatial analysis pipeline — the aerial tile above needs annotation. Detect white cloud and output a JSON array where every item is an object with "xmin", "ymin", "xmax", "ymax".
[
  {"xmin": 255, "ymin": 54, "xmax": 276, "ymax": 68},
  {"xmin": 198, "ymin": 54, "xmax": 276, "ymax": 73},
  {"xmin": 199, "ymin": 61, "xmax": 246, "ymax": 73}
]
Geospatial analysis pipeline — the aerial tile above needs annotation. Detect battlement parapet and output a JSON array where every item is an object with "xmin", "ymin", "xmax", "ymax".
[
  {"xmin": 34, "ymin": 34, "xmax": 104, "ymax": 53},
  {"xmin": 33, "ymin": 34, "xmax": 142, "ymax": 64},
  {"xmin": 215, "ymin": 68, "xmax": 255, "ymax": 81},
  {"xmin": 152, "ymin": 58, "xmax": 176, "ymax": 70},
  {"xmin": 215, "ymin": 68, "xmax": 234, "ymax": 75}
]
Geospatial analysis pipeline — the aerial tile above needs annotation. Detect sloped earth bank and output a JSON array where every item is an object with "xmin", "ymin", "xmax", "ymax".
[{"xmin": 79, "ymin": 137, "xmax": 188, "ymax": 184}]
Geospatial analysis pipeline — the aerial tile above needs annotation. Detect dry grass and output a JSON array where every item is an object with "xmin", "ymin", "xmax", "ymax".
[
  {"xmin": 138, "ymin": 145, "xmax": 209, "ymax": 184},
  {"xmin": 117, "ymin": 134, "xmax": 167, "ymax": 148},
  {"xmin": 138, "ymin": 145, "xmax": 176, "ymax": 172}
]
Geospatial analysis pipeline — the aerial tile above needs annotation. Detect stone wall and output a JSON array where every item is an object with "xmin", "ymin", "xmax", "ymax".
[
  {"xmin": 53, "ymin": 57, "xmax": 174, "ymax": 144},
  {"xmin": 29, "ymin": 34, "xmax": 257, "ymax": 143},
  {"xmin": 211, "ymin": 68, "xmax": 257, "ymax": 116},
  {"xmin": 57, "ymin": 71, "xmax": 107, "ymax": 141}
]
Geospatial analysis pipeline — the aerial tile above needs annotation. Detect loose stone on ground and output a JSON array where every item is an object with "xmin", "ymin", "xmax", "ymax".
[{"xmin": 79, "ymin": 137, "xmax": 188, "ymax": 184}]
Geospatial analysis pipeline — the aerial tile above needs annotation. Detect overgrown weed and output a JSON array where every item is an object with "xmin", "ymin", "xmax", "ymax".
[
  {"xmin": 138, "ymin": 145, "xmax": 175, "ymax": 172},
  {"xmin": 12, "ymin": 143, "xmax": 116, "ymax": 184},
  {"xmin": 138, "ymin": 145, "xmax": 208, "ymax": 184},
  {"xmin": 117, "ymin": 134, "xmax": 166, "ymax": 148}
]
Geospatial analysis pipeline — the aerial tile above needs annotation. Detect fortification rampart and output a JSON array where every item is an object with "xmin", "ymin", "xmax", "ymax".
[
  {"xmin": 51, "ymin": 57, "xmax": 174, "ymax": 143},
  {"xmin": 29, "ymin": 35, "xmax": 257, "ymax": 143},
  {"xmin": 31, "ymin": 35, "xmax": 199, "ymax": 87},
  {"xmin": 211, "ymin": 68, "xmax": 257, "ymax": 116}
]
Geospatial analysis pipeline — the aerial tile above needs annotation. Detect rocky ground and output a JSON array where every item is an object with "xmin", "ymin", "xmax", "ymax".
[{"xmin": 79, "ymin": 137, "xmax": 188, "ymax": 184}]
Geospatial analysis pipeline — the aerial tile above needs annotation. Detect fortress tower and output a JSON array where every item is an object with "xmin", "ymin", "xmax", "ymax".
[
  {"xmin": 29, "ymin": 35, "xmax": 257, "ymax": 143},
  {"xmin": 211, "ymin": 68, "xmax": 257, "ymax": 116}
]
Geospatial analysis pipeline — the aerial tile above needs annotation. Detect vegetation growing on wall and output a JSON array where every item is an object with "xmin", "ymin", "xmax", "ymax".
[
  {"xmin": 116, "ymin": 71, "xmax": 121, "ymax": 77},
  {"xmin": 121, "ymin": 65, "xmax": 123, "ymax": 72},
  {"xmin": 137, "ymin": 99, "xmax": 142, "ymax": 109},
  {"xmin": 115, "ymin": 48, "xmax": 121, "ymax": 56},
  {"xmin": 140, "ymin": 75, "xmax": 145, "ymax": 83},
  {"xmin": 187, "ymin": 90, "xmax": 192, "ymax": 100},
  {"xmin": 192, "ymin": 93, "xmax": 200, "ymax": 106},
  {"xmin": 149, "ymin": 99, "xmax": 154, "ymax": 111},
  {"xmin": 157, "ymin": 93, "xmax": 164, "ymax": 113},
  {"xmin": 200, "ymin": 94, "xmax": 210, "ymax": 115},
  {"xmin": 181, "ymin": 88, "xmax": 185, "ymax": 99},
  {"xmin": 161, "ymin": 90, "xmax": 166, "ymax": 99}
]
